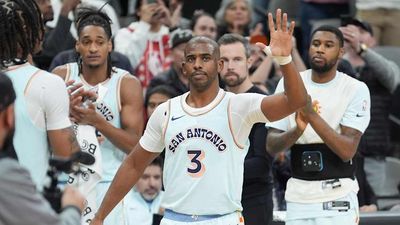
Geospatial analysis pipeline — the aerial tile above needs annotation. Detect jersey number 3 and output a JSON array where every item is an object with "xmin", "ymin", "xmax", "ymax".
[{"xmin": 187, "ymin": 150, "xmax": 205, "ymax": 178}]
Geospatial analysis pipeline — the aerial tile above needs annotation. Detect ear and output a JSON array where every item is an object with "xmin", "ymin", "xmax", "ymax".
[
  {"xmin": 108, "ymin": 39, "xmax": 112, "ymax": 53},
  {"xmin": 4, "ymin": 104, "xmax": 14, "ymax": 130},
  {"xmin": 338, "ymin": 47, "xmax": 345, "ymax": 59},
  {"xmin": 75, "ymin": 40, "xmax": 80, "ymax": 54},
  {"xmin": 217, "ymin": 59, "xmax": 224, "ymax": 73},
  {"xmin": 247, "ymin": 57, "xmax": 253, "ymax": 70},
  {"xmin": 181, "ymin": 62, "xmax": 188, "ymax": 76}
]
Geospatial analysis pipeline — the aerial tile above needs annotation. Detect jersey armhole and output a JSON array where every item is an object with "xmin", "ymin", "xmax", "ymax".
[
  {"xmin": 227, "ymin": 99, "xmax": 245, "ymax": 150},
  {"xmin": 24, "ymin": 69, "xmax": 43, "ymax": 95},
  {"xmin": 116, "ymin": 73, "xmax": 129, "ymax": 112},
  {"xmin": 162, "ymin": 100, "xmax": 171, "ymax": 140},
  {"xmin": 64, "ymin": 63, "xmax": 71, "ymax": 82}
]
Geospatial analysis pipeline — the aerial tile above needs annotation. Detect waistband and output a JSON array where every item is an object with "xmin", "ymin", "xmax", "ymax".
[{"xmin": 163, "ymin": 209, "xmax": 231, "ymax": 222}]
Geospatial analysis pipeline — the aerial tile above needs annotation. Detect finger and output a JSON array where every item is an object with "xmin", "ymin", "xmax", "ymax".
[
  {"xmin": 65, "ymin": 80, "xmax": 75, "ymax": 88},
  {"xmin": 68, "ymin": 83, "xmax": 83, "ymax": 95},
  {"xmin": 142, "ymin": 0, "xmax": 148, "ymax": 5},
  {"xmin": 255, "ymin": 42, "xmax": 266, "ymax": 50},
  {"xmin": 157, "ymin": 0, "xmax": 165, "ymax": 6},
  {"xmin": 268, "ymin": 12, "xmax": 274, "ymax": 32},
  {"xmin": 288, "ymin": 21, "xmax": 295, "ymax": 36},
  {"xmin": 275, "ymin": 8, "xmax": 282, "ymax": 31},
  {"xmin": 282, "ymin": 13, "xmax": 288, "ymax": 32},
  {"xmin": 70, "ymin": 96, "xmax": 82, "ymax": 106},
  {"xmin": 73, "ymin": 105, "xmax": 87, "ymax": 114},
  {"xmin": 174, "ymin": 3, "xmax": 183, "ymax": 15}
]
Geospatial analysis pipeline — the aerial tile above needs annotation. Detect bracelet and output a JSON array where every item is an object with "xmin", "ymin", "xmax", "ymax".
[
  {"xmin": 262, "ymin": 46, "xmax": 292, "ymax": 65},
  {"xmin": 62, "ymin": 205, "xmax": 82, "ymax": 215}
]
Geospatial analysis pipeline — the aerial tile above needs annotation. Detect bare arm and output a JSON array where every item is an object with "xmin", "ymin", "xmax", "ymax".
[
  {"xmin": 257, "ymin": 9, "xmax": 307, "ymax": 122},
  {"xmin": 91, "ymin": 145, "xmax": 159, "ymax": 224},
  {"xmin": 306, "ymin": 112, "xmax": 362, "ymax": 161},
  {"xmin": 93, "ymin": 76, "xmax": 144, "ymax": 153},
  {"xmin": 267, "ymin": 127, "xmax": 302, "ymax": 155}
]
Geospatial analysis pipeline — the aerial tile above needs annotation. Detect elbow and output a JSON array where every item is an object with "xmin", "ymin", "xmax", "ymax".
[
  {"xmin": 339, "ymin": 148, "xmax": 357, "ymax": 162},
  {"xmin": 289, "ymin": 93, "xmax": 307, "ymax": 111}
]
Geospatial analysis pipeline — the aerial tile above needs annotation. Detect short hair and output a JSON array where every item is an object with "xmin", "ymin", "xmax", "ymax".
[
  {"xmin": 0, "ymin": 72, "xmax": 16, "ymax": 112},
  {"xmin": 149, "ymin": 156, "xmax": 163, "ymax": 169},
  {"xmin": 0, "ymin": 0, "xmax": 44, "ymax": 69},
  {"xmin": 217, "ymin": 33, "xmax": 251, "ymax": 58},
  {"xmin": 311, "ymin": 25, "xmax": 344, "ymax": 47},
  {"xmin": 185, "ymin": 36, "xmax": 220, "ymax": 58},
  {"xmin": 76, "ymin": 8, "xmax": 113, "ymax": 40},
  {"xmin": 144, "ymin": 85, "xmax": 179, "ymax": 108},
  {"xmin": 190, "ymin": 11, "xmax": 215, "ymax": 30},
  {"xmin": 75, "ymin": 8, "xmax": 113, "ymax": 78}
]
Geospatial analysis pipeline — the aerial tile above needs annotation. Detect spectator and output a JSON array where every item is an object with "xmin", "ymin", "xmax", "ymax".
[
  {"xmin": 125, "ymin": 157, "xmax": 164, "ymax": 225},
  {"xmin": 145, "ymin": 85, "xmax": 179, "ymax": 119},
  {"xmin": 215, "ymin": 0, "xmax": 253, "ymax": 38},
  {"xmin": 190, "ymin": 11, "xmax": 218, "ymax": 40},
  {"xmin": 147, "ymin": 29, "xmax": 193, "ymax": 96},
  {"xmin": 339, "ymin": 18, "xmax": 400, "ymax": 196}
]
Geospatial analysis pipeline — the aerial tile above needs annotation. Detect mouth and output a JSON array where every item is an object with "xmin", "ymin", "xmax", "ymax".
[{"xmin": 312, "ymin": 56, "xmax": 325, "ymax": 64}]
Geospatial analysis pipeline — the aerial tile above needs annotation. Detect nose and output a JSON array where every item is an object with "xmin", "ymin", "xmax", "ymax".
[
  {"xmin": 149, "ymin": 176, "xmax": 158, "ymax": 188},
  {"xmin": 89, "ymin": 43, "xmax": 98, "ymax": 53},
  {"xmin": 194, "ymin": 57, "xmax": 203, "ymax": 70}
]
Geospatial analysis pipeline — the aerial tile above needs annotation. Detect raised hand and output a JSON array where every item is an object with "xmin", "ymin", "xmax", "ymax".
[
  {"xmin": 268, "ymin": 9, "xmax": 295, "ymax": 57},
  {"xmin": 255, "ymin": 9, "xmax": 295, "ymax": 57}
]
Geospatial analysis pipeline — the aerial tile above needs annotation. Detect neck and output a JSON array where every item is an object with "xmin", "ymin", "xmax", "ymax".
[
  {"xmin": 187, "ymin": 82, "xmax": 220, "ymax": 108},
  {"xmin": 311, "ymin": 68, "xmax": 337, "ymax": 83},
  {"xmin": 81, "ymin": 63, "xmax": 109, "ymax": 86},
  {"xmin": 150, "ymin": 23, "xmax": 162, "ymax": 32},
  {"xmin": 225, "ymin": 77, "xmax": 253, "ymax": 94}
]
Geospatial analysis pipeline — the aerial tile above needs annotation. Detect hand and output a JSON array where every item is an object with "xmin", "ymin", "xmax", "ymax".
[
  {"xmin": 256, "ymin": 9, "xmax": 295, "ymax": 57},
  {"xmin": 159, "ymin": 0, "xmax": 182, "ymax": 28},
  {"xmin": 70, "ymin": 102, "xmax": 102, "ymax": 126},
  {"xmin": 250, "ymin": 23, "xmax": 264, "ymax": 37},
  {"xmin": 295, "ymin": 111, "xmax": 308, "ymax": 133},
  {"xmin": 60, "ymin": 0, "xmax": 81, "ymax": 16},
  {"xmin": 299, "ymin": 95, "xmax": 319, "ymax": 119},
  {"xmin": 90, "ymin": 216, "xmax": 104, "ymax": 225},
  {"xmin": 338, "ymin": 25, "xmax": 362, "ymax": 53},
  {"xmin": 359, "ymin": 204, "xmax": 378, "ymax": 212},
  {"xmin": 66, "ymin": 80, "xmax": 97, "ymax": 116},
  {"xmin": 139, "ymin": 1, "xmax": 158, "ymax": 24},
  {"xmin": 61, "ymin": 186, "xmax": 85, "ymax": 213}
]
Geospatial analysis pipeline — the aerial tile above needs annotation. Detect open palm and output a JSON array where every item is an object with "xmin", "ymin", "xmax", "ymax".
[{"xmin": 256, "ymin": 9, "xmax": 295, "ymax": 57}]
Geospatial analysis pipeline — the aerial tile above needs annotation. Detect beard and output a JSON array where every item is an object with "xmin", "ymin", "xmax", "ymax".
[
  {"xmin": 309, "ymin": 57, "xmax": 338, "ymax": 74},
  {"xmin": 222, "ymin": 71, "xmax": 246, "ymax": 87}
]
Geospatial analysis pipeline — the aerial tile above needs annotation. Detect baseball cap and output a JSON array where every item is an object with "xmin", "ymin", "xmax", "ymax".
[
  {"xmin": 344, "ymin": 18, "xmax": 373, "ymax": 36},
  {"xmin": 169, "ymin": 29, "xmax": 193, "ymax": 49},
  {"xmin": 0, "ymin": 72, "xmax": 16, "ymax": 112}
]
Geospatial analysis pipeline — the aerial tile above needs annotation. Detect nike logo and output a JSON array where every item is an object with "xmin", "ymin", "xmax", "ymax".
[
  {"xmin": 171, "ymin": 115, "xmax": 185, "ymax": 121},
  {"xmin": 356, "ymin": 114, "xmax": 364, "ymax": 117}
]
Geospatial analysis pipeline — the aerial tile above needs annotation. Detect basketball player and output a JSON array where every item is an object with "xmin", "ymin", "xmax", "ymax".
[
  {"xmin": 91, "ymin": 9, "xmax": 307, "ymax": 225},
  {"xmin": 52, "ymin": 9, "xmax": 144, "ymax": 225}
]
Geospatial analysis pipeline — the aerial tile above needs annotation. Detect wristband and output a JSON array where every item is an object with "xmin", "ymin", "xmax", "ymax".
[{"xmin": 262, "ymin": 46, "xmax": 293, "ymax": 65}]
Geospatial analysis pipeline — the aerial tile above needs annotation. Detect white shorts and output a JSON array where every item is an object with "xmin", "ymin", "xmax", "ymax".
[
  {"xmin": 160, "ymin": 211, "xmax": 245, "ymax": 225},
  {"xmin": 286, "ymin": 191, "xmax": 359, "ymax": 225}
]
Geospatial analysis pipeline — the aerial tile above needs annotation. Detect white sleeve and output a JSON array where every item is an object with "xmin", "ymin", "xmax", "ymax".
[
  {"xmin": 114, "ymin": 21, "xmax": 151, "ymax": 69},
  {"xmin": 42, "ymin": 75, "xmax": 71, "ymax": 130},
  {"xmin": 340, "ymin": 82, "xmax": 371, "ymax": 133},
  {"xmin": 265, "ymin": 78, "xmax": 289, "ymax": 131},
  {"xmin": 139, "ymin": 102, "xmax": 169, "ymax": 153},
  {"xmin": 229, "ymin": 93, "xmax": 269, "ymax": 145}
]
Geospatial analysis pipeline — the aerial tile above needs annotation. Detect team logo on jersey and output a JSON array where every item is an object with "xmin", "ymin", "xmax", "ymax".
[
  {"xmin": 168, "ymin": 127, "xmax": 227, "ymax": 152},
  {"xmin": 96, "ymin": 101, "xmax": 114, "ymax": 122}
]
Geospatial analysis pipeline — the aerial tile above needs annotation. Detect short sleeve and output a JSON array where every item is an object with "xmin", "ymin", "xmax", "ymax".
[
  {"xmin": 42, "ymin": 75, "xmax": 71, "ymax": 130},
  {"xmin": 340, "ymin": 83, "xmax": 371, "ymax": 133},
  {"xmin": 265, "ymin": 78, "xmax": 289, "ymax": 131},
  {"xmin": 139, "ymin": 102, "xmax": 169, "ymax": 153}
]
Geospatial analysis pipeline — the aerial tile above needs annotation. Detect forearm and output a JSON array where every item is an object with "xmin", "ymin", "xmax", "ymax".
[
  {"xmin": 280, "ymin": 62, "xmax": 307, "ymax": 110},
  {"xmin": 363, "ymin": 49, "xmax": 400, "ymax": 93},
  {"xmin": 267, "ymin": 127, "xmax": 302, "ymax": 155},
  {"xmin": 95, "ymin": 155, "xmax": 143, "ymax": 220},
  {"xmin": 250, "ymin": 57, "xmax": 273, "ymax": 84},
  {"xmin": 95, "ymin": 119, "xmax": 140, "ymax": 154},
  {"xmin": 307, "ymin": 114, "xmax": 357, "ymax": 161}
]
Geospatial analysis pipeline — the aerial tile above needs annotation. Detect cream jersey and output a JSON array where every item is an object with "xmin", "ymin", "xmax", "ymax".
[
  {"xmin": 140, "ymin": 89, "xmax": 268, "ymax": 215},
  {"xmin": 268, "ymin": 70, "xmax": 371, "ymax": 203}
]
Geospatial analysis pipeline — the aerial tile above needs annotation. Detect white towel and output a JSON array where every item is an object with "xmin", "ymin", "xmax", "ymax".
[{"xmin": 68, "ymin": 84, "xmax": 107, "ymax": 224}]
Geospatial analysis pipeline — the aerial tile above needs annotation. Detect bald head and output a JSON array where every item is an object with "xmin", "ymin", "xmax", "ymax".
[{"xmin": 185, "ymin": 36, "xmax": 220, "ymax": 59}]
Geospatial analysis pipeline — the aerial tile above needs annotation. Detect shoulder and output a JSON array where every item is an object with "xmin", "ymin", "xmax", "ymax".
[
  {"xmin": 51, "ymin": 64, "xmax": 69, "ymax": 81},
  {"xmin": 0, "ymin": 158, "xmax": 32, "ymax": 184},
  {"xmin": 339, "ymin": 72, "xmax": 369, "ymax": 91}
]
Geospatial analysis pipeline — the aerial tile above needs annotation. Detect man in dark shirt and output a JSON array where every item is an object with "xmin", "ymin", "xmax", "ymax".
[{"xmin": 218, "ymin": 33, "xmax": 273, "ymax": 225}]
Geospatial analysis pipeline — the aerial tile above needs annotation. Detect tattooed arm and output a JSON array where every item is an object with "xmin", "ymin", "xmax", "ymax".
[
  {"xmin": 48, "ymin": 127, "xmax": 80, "ymax": 157},
  {"xmin": 266, "ymin": 127, "xmax": 303, "ymax": 155}
]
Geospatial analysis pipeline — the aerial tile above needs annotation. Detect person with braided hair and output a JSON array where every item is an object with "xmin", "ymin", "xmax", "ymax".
[
  {"xmin": 0, "ymin": 0, "xmax": 80, "ymax": 191},
  {"xmin": 52, "ymin": 8, "xmax": 144, "ymax": 225}
]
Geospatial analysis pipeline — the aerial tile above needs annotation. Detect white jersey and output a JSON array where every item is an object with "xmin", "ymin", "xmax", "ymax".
[
  {"xmin": 140, "ymin": 89, "xmax": 268, "ymax": 215},
  {"xmin": 268, "ymin": 70, "xmax": 371, "ymax": 203}
]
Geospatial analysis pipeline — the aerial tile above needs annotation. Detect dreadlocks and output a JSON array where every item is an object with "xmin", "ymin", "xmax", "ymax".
[
  {"xmin": 0, "ymin": 0, "xmax": 44, "ymax": 69},
  {"xmin": 76, "ymin": 8, "xmax": 114, "ymax": 78}
]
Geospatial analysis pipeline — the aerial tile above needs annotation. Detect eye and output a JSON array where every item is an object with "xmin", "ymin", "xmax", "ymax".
[
  {"xmin": 202, "ymin": 56, "xmax": 210, "ymax": 61},
  {"xmin": 186, "ymin": 57, "xmax": 194, "ymax": 63}
]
